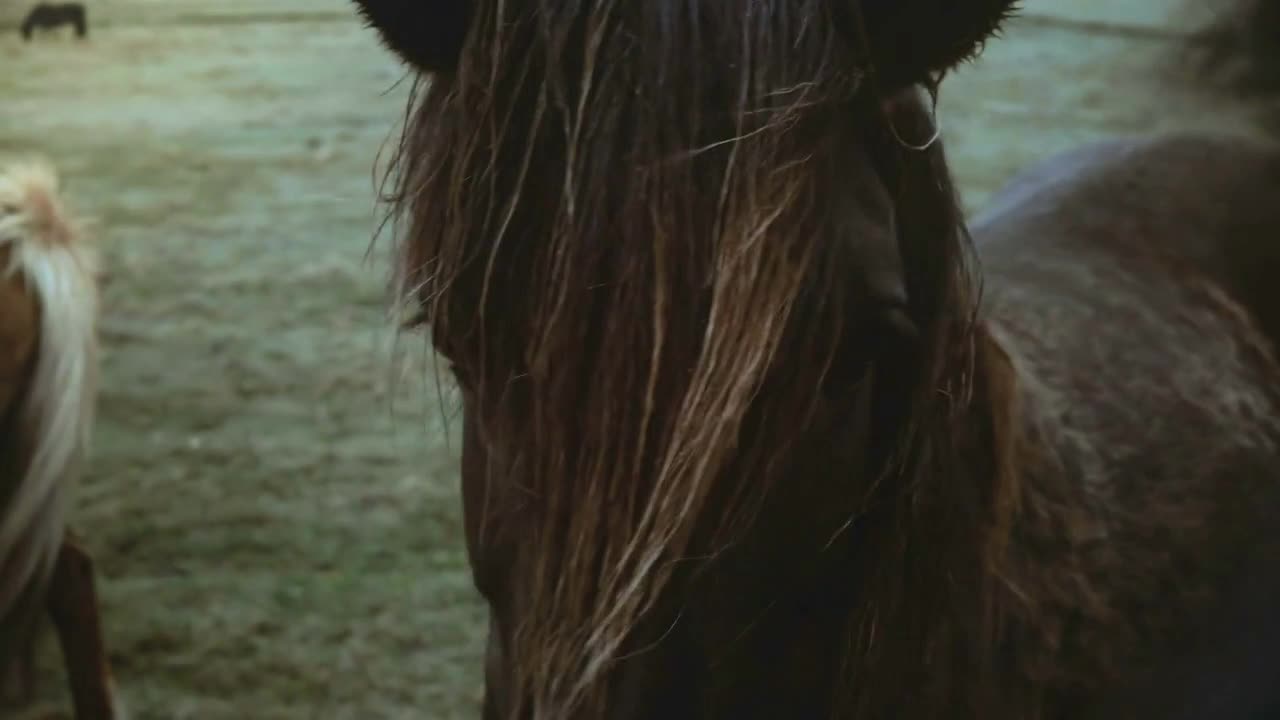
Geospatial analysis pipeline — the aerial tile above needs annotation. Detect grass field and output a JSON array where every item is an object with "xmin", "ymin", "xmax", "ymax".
[{"xmin": 0, "ymin": 0, "xmax": 1265, "ymax": 717}]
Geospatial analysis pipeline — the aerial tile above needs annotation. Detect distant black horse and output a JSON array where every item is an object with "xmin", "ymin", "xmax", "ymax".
[{"xmin": 19, "ymin": 2, "xmax": 87, "ymax": 41}]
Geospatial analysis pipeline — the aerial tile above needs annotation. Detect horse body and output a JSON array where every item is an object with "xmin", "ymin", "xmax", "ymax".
[
  {"xmin": 20, "ymin": 3, "xmax": 88, "ymax": 41},
  {"xmin": 352, "ymin": 0, "xmax": 1280, "ymax": 717},
  {"xmin": 973, "ymin": 132, "xmax": 1280, "ymax": 713},
  {"xmin": 0, "ymin": 161, "xmax": 119, "ymax": 719}
]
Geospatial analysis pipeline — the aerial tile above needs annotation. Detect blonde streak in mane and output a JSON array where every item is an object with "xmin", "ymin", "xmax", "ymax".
[{"xmin": 0, "ymin": 161, "xmax": 99, "ymax": 618}]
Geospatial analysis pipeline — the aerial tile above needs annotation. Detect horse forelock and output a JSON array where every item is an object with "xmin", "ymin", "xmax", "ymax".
[{"xmin": 382, "ymin": 1, "xmax": 982, "ymax": 714}]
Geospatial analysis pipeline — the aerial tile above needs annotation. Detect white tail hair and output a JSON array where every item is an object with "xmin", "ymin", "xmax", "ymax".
[{"xmin": 0, "ymin": 159, "xmax": 99, "ymax": 622}]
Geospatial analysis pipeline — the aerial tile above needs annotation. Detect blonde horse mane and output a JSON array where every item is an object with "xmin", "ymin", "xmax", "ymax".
[{"xmin": 0, "ymin": 158, "xmax": 99, "ymax": 625}]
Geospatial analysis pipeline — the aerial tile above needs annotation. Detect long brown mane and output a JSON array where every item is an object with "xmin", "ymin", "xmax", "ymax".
[{"xmin": 380, "ymin": 2, "xmax": 1000, "ymax": 715}]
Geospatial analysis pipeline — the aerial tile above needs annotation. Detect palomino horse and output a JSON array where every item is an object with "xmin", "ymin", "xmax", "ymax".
[
  {"xmin": 0, "ymin": 161, "xmax": 119, "ymax": 719},
  {"xmin": 355, "ymin": 0, "xmax": 1280, "ymax": 717},
  {"xmin": 19, "ymin": 3, "xmax": 88, "ymax": 42}
]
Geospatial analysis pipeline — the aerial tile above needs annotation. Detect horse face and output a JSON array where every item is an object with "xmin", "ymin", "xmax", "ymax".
[
  {"xmin": 455, "ymin": 392, "xmax": 513, "ymax": 719},
  {"xmin": 452, "ymin": 366, "xmax": 890, "ymax": 718},
  {"xmin": 368, "ymin": 0, "xmax": 1003, "ymax": 711},
  {"xmin": 351, "ymin": 0, "xmax": 1017, "ymax": 78},
  {"xmin": 443, "ymin": 92, "xmax": 946, "ymax": 708}
]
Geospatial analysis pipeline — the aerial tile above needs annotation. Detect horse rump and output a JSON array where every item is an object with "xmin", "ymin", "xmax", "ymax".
[{"xmin": 19, "ymin": 2, "xmax": 88, "ymax": 41}]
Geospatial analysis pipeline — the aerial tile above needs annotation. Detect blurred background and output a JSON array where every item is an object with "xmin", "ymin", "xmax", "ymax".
[{"xmin": 0, "ymin": 0, "xmax": 1270, "ymax": 717}]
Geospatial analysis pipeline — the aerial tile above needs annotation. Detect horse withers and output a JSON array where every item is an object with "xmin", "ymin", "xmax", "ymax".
[
  {"xmin": 19, "ymin": 3, "xmax": 88, "ymax": 41},
  {"xmin": 355, "ymin": 0, "xmax": 1280, "ymax": 717},
  {"xmin": 0, "ymin": 160, "xmax": 119, "ymax": 719}
]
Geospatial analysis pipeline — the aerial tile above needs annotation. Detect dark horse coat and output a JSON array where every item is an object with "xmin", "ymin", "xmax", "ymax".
[
  {"xmin": 20, "ymin": 2, "xmax": 87, "ymax": 41},
  {"xmin": 355, "ymin": 0, "xmax": 1280, "ymax": 717}
]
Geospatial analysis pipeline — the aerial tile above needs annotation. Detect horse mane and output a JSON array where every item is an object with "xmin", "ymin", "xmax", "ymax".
[
  {"xmin": 1193, "ymin": 0, "xmax": 1280, "ymax": 100},
  {"xmin": 20, "ymin": 3, "xmax": 88, "ymax": 39},
  {"xmin": 0, "ymin": 159, "xmax": 99, "ymax": 648},
  {"xmin": 381, "ymin": 2, "xmax": 992, "ymax": 714}
]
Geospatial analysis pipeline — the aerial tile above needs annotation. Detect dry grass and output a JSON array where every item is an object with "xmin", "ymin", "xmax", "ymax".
[{"xmin": 0, "ymin": 0, "xmax": 1260, "ymax": 717}]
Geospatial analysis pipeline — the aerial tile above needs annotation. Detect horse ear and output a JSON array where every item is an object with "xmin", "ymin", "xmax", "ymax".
[
  {"xmin": 852, "ymin": 0, "xmax": 1020, "ymax": 89},
  {"xmin": 353, "ymin": 0, "xmax": 472, "ymax": 73}
]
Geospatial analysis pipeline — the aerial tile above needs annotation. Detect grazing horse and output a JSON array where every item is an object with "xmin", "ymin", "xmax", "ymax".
[
  {"xmin": 355, "ymin": 0, "xmax": 1280, "ymax": 717},
  {"xmin": 0, "ymin": 161, "xmax": 119, "ymax": 719},
  {"xmin": 19, "ymin": 3, "xmax": 88, "ymax": 41}
]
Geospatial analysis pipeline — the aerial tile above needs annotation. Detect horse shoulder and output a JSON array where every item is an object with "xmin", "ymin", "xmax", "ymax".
[
  {"xmin": 0, "ymin": 261, "xmax": 39, "ymax": 417},
  {"xmin": 977, "ymin": 132, "xmax": 1280, "ymax": 357},
  {"xmin": 974, "ymin": 131, "xmax": 1278, "ymax": 235},
  {"xmin": 967, "ymin": 132, "xmax": 1280, "ymax": 708}
]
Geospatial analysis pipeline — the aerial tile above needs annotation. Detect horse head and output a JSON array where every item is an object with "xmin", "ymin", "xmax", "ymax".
[{"xmin": 359, "ymin": 0, "xmax": 1017, "ymax": 717}]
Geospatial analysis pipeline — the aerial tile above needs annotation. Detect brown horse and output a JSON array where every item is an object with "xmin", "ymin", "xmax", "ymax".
[
  {"xmin": 355, "ymin": 0, "xmax": 1280, "ymax": 717},
  {"xmin": 0, "ymin": 160, "xmax": 120, "ymax": 719},
  {"xmin": 1087, "ymin": 529, "xmax": 1280, "ymax": 719}
]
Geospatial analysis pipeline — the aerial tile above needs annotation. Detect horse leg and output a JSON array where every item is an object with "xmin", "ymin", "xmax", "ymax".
[
  {"xmin": 1, "ymin": 630, "xmax": 38, "ymax": 707},
  {"xmin": 46, "ymin": 535, "xmax": 118, "ymax": 720}
]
